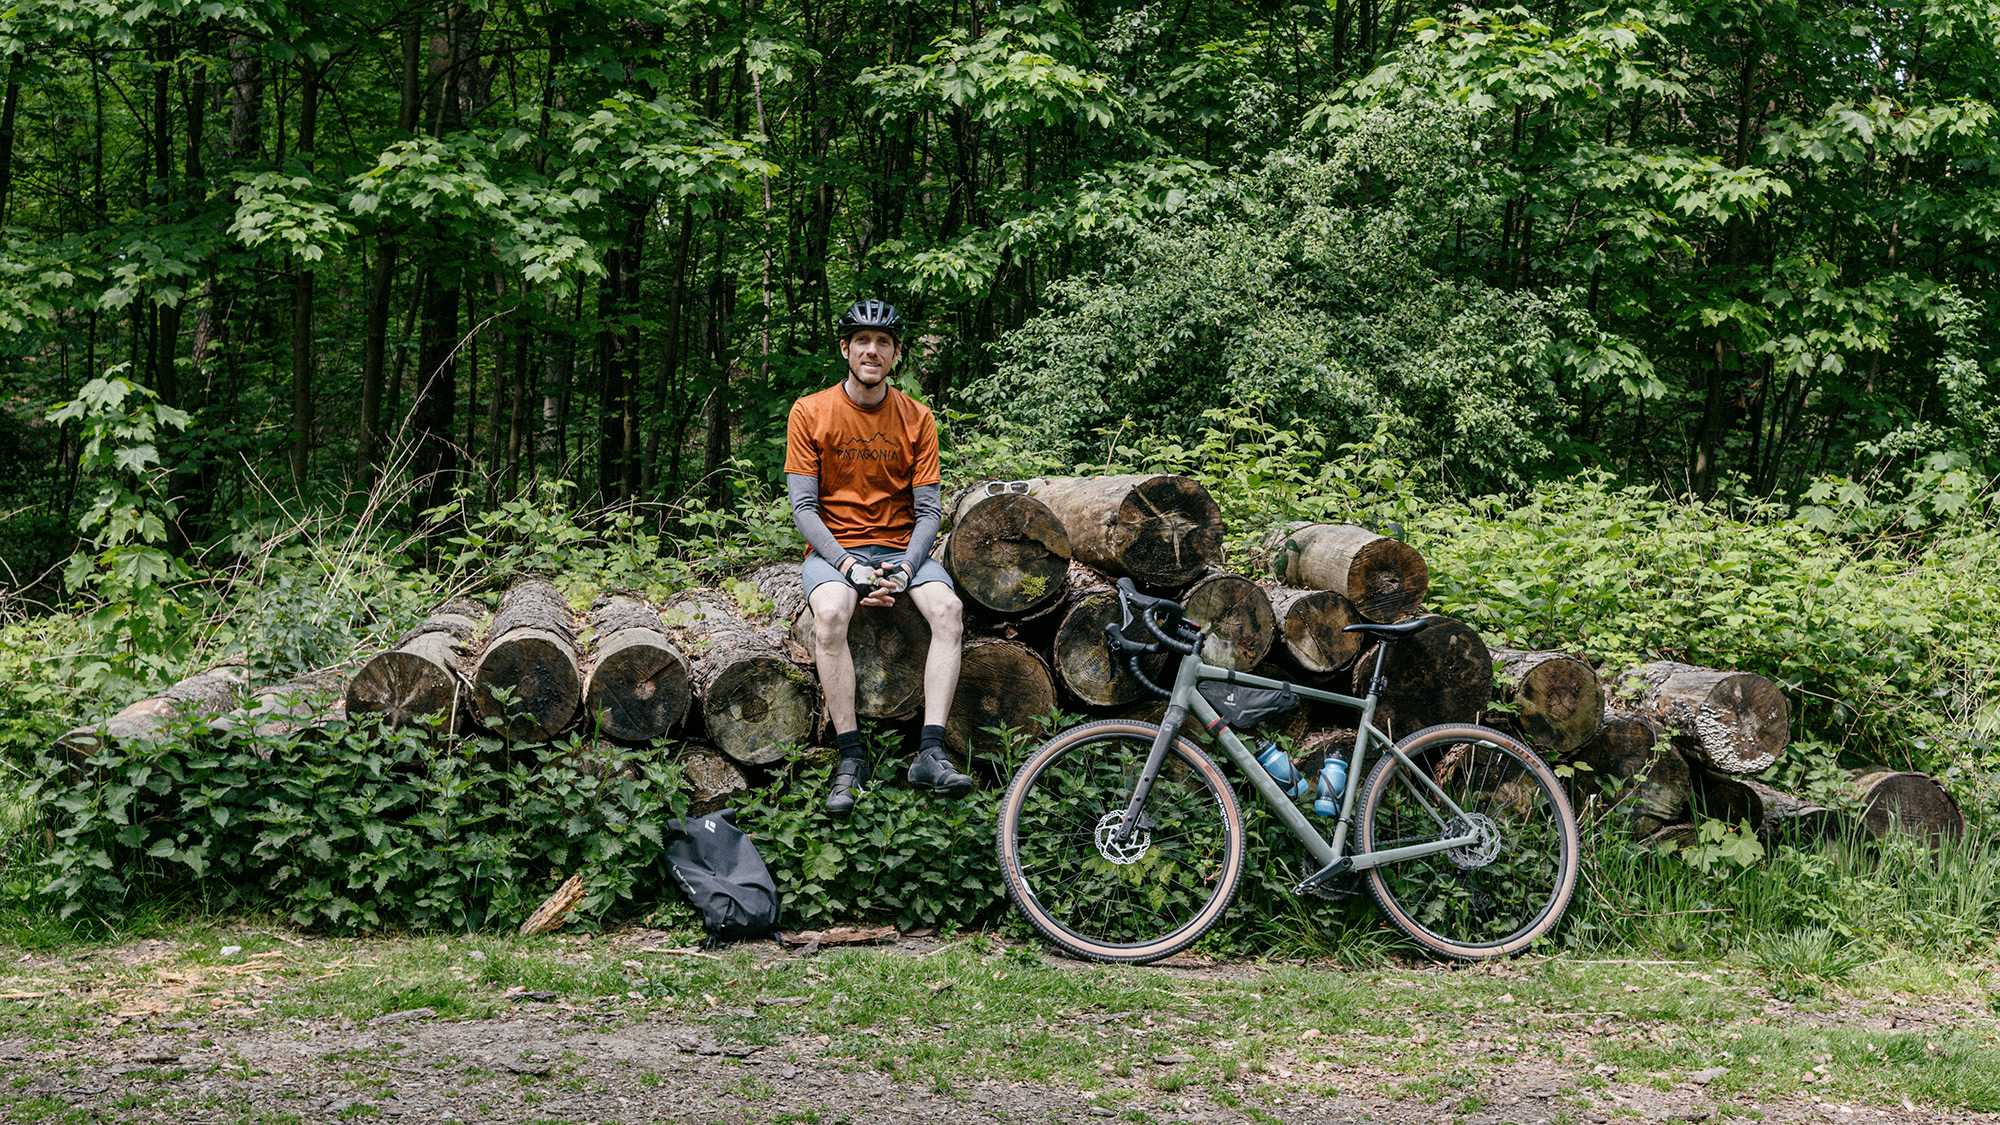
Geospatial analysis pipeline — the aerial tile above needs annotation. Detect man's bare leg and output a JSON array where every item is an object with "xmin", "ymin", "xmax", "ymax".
[
  {"xmin": 808, "ymin": 581, "xmax": 861, "ymax": 734},
  {"xmin": 906, "ymin": 582, "xmax": 973, "ymax": 795},
  {"xmin": 908, "ymin": 582, "xmax": 964, "ymax": 727},
  {"xmin": 809, "ymin": 581, "xmax": 870, "ymax": 815}
]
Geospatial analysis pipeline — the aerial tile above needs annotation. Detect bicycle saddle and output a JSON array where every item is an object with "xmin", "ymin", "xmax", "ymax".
[{"xmin": 1341, "ymin": 618, "xmax": 1433, "ymax": 640}]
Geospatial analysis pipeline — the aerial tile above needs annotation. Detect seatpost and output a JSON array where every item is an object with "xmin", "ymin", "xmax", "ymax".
[{"xmin": 1368, "ymin": 639, "xmax": 1395, "ymax": 698}]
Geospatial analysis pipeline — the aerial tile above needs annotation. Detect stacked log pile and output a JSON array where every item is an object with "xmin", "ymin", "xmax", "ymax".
[{"xmin": 54, "ymin": 481, "xmax": 1964, "ymax": 851}]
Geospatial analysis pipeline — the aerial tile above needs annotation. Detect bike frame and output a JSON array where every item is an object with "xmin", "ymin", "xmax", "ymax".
[{"xmin": 1114, "ymin": 645, "xmax": 1483, "ymax": 880}]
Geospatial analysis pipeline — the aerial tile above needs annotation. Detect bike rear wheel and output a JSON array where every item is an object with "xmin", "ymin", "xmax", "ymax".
[
  {"xmin": 1357, "ymin": 723, "xmax": 1578, "ymax": 959},
  {"xmin": 997, "ymin": 720, "xmax": 1244, "ymax": 963}
]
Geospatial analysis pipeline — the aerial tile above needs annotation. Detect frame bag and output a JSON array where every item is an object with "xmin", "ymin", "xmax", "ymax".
[
  {"xmin": 1196, "ymin": 679, "xmax": 1301, "ymax": 730},
  {"xmin": 663, "ymin": 808, "xmax": 779, "ymax": 943}
]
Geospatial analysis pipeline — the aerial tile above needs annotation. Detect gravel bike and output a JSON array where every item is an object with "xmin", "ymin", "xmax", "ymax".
[{"xmin": 996, "ymin": 578, "xmax": 1579, "ymax": 963}]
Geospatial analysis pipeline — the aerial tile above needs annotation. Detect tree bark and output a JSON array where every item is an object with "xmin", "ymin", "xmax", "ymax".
[
  {"xmin": 582, "ymin": 592, "xmax": 692, "ymax": 743},
  {"xmin": 1180, "ymin": 571, "xmax": 1275, "ymax": 672},
  {"xmin": 1265, "ymin": 523, "xmax": 1429, "ymax": 622},
  {"xmin": 1851, "ymin": 769, "xmax": 1964, "ymax": 841},
  {"xmin": 472, "ymin": 578, "xmax": 583, "ymax": 741},
  {"xmin": 1691, "ymin": 767, "xmax": 1764, "ymax": 828},
  {"xmin": 948, "ymin": 638, "xmax": 1055, "ymax": 761},
  {"xmin": 58, "ymin": 663, "xmax": 250, "ymax": 762},
  {"xmin": 1350, "ymin": 614, "xmax": 1491, "ymax": 735},
  {"xmin": 659, "ymin": 586, "xmax": 816, "ymax": 767},
  {"xmin": 289, "ymin": 63, "xmax": 320, "ymax": 484},
  {"xmin": 753, "ymin": 562, "xmax": 928, "ymax": 720},
  {"xmin": 1027, "ymin": 475, "xmax": 1225, "ymax": 588},
  {"xmin": 211, "ymin": 667, "xmax": 351, "ymax": 747},
  {"xmin": 413, "ymin": 270, "xmax": 461, "ymax": 520},
  {"xmin": 683, "ymin": 742, "xmax": 751, "ymax": 815},
  {"xmin": 1738, "ymin": 778, "xmax": 1837, "ymax": 842},
  {"xmin": 1051, "ymin": 564, "xmax": 1169, "ymax": 707},
  {"xmin": 1490, "ymin": 647, "xmax": 1603, "ymax": 755},
  {"xmin": 1605, "ymin": 661, "xmax": 1790, "ymax": 774},
  {"xmin": 1260, "ymin": 581, "xmax": 1365, "ymax": 673},
  {"xmin": 345, "ymin": 598, "xmax": 488, "ymax": 729},
  {"xmin": 939, "ymin": 484, "xmax": 1071, "ymax": 616},
  {"xmin": 0, "ymin": 52, "xmax": 25, "ymax": 225}
]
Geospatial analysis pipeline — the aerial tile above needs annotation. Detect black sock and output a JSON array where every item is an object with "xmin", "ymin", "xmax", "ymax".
[
  {"xmin": 920, "ymin": 725, "xmax": 946, "ymax": 755},
  {"xmin": 836, "ymin": 730, "xmax": 867, "ymax": 760}
]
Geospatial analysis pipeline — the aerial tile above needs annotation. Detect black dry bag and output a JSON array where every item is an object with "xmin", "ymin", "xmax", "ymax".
[
  {"xmin": 662, "ymin": 808, "xmax": 779, "ymax": 943},
  {"xmin": 1196, "ymin": 678, "xmax": 1301, "ymax": 730}
]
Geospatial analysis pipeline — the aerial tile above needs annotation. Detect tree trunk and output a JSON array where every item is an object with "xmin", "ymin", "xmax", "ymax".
[
  {"xmin": 472, "ymin": 578, "xmax": 582, "ymax": 741},
  {"xmin": 413, "ymin": 271, "xmax": 461, "ymax": 520},
  {"xmin": 211, "ymin": 667, "xmax": 351, "ymax": 747},
  {"xmin": 752, "ymin": 562, "xmax": 928, "ymax": 720},
  {"xmin": 948, "ymin": 637, "xmax": 1055, "ymax": 761},
  {"xmin": 1851, "ymin": 769, "xmax": 1964, "ymax": 841},
  {"xmin": 938, "ymin": 484, "xmax": 1071, "ymax": 616},
  {"xmin": 1260, "ymin": 581, "xmax": 1365, "ymax": 673},
  {"xmin": 0, "ymin": 52, "xmax": 21, "ymax": 225},
  {"xmin": 1180, "ymin": 571, "xmax": 1275, "ymax": 671},
  {"xmin": 1265, "ymin": 523, "xmax": 1429, "ymax": 622},
  {"xmin": 345, "ymin": 598, "xmax": 488, "ymax": 729},
  {"xmin": 1052, "ymin": 564, "xmax": 1169, "ymax": 707},
  {"xmin": 1027, "ymin": 475, "xmax": 1225, "ymax": 588},
  {"xmin": 659, "ymin": 587, "xmax": 816, "ymax": 767},
  {"xmin": 1569, "ymin": 709, "xmax": 1692, "ymax": 838},
  {"xmin": 1739, "ymin": 778, "xmax": 1837, "ymax": 842},
  {"xmin": 289, "ymin": 63, "xmax": 320, "ymax": 484},
  {"xmin": 1490, "ymin": 647, "xmax": 1603, "ymax": 755},
  {"xmin": 683, "ymin": 742, "xmax": 751, "ymax": 815},
  {"xmin": 1605, "ymin": 662, "xmax": 1790, "ymax": 774},
  {"xmin": 58, "ymin": 663, "xmax": 250, "ymax": 762},
  {"xmin": 1350, "ymin": 614, "xmax": 1491, "ymax": 735},
  {"xmin": 357, "ymin": 240, "xmax": 396, "ymax": 488},
  {"xmin": 582, "ymin": 592, "xmax": 692, "ymax": 743}
]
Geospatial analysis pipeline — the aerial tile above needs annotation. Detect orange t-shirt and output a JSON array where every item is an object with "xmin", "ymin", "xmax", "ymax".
[{"xmin": 784, "ymin": 382, "xmax": 941, "ymax": 551}]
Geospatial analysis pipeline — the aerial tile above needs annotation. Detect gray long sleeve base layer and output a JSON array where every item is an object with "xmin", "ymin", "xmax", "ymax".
[{"xmin": 786, "ymin": 473, "xmax": 942, "ymax": 577}]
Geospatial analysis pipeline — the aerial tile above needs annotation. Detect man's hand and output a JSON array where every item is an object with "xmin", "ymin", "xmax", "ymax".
[
  {"xmin": 842, "ymin": 558, "xmax": 880, "ymax": 589},
  {"xmin": 873, "ymin": 562, "xmax": 913, "ymax": 594}
]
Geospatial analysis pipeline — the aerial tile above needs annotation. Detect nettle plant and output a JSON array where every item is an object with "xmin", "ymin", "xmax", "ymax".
[{"xmin": 46, "ymin": 372, "xmax": 198, "ymax": 687}]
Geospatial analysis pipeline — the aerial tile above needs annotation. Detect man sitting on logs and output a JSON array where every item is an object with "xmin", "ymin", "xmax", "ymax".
[{"xmin": 786, "ymin": 299, "xmax": 974, "ymax": 816}]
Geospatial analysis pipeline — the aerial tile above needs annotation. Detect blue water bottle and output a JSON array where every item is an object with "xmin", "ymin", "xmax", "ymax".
[
  {"xmin": 1254, "ymin": 740, "xmax": 1310, "ymax": 797},
  {"xmin": 1312, "ymin": 757, "xmax": 1349, "ymax": 816}
]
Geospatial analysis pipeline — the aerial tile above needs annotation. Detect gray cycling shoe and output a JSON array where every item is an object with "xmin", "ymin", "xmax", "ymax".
[
  {"xmin": 906, "ymin": 747, "xmax": 975, "ymax": 798},
  {"xmin": 825, "ymin": 756, "xmax": 870, "ymax": 817}
]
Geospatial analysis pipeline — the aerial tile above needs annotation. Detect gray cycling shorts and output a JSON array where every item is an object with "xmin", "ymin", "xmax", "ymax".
[{"xmin": 801, "ymin": 545, "xmax": 953, "ymax": 598}]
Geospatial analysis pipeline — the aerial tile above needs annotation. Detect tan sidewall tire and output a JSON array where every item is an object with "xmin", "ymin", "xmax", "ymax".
[
  {"xmin": 998, "ymin": 720, "xmax": 1245, "ymax": 963},
  {"xmin": 1359, "ymin": 723, "xmax": 1579, "ymax": 960}
]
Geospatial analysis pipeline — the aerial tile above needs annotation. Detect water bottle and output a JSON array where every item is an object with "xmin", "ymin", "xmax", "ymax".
[
  {"xmin": 1312, "ymin": 757, "xmax": 1349, "ymax": 816},
  {"xmin": 1254, "ymin": 740, "xmax": 1310, "ymax": 797}
]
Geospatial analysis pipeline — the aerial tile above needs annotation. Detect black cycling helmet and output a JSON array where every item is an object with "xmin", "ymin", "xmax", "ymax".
[{"xmin": 837, "ymin": 298, "xmax": 904, "ymax": 342}]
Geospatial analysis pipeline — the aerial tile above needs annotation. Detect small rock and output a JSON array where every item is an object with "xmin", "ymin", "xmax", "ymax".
[
  {"xmin": 721, "ymin": 1007, "xmax": 759, "ymax": 1019},
  {"xmin": 503, "ymin": 1060, "xmax": 550, "ymax": 1077},
  {"xmin": 1088, "ymin": 1108, "xmax": 1115, "ymax": 1118},
  {"xmin": 1153, "ymin": 1053, "xmax": 1193, "ymax": 1065},
  {"xmin": 369, "ymin": 1007, "xmax": 437, "ymax": 1026},
  {"xmin": 509, "ymin": 990, "xmax": 559, "ymax": 1003},
  {"xmin": 1691, "ymin": 1067, "xmax": 1728, "ymax": 1086},
  {"xmin": 778, "ymin": 1065, "xmax": 799, "ymax": 1079},
  {"xmin": 219, "ymin": 946, "xmax": 242, "ymax": 957},
  {"xmin": 127, "ymin": 1054, "xmax": 179, "ymax": 1065},
  {"xmin": 756, "ymin": 996, "xmax": 810, "ymax": 1007}
]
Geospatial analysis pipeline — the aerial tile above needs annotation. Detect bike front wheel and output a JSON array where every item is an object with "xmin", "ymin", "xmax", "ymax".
[
  {"xmin": 998, "ymin": 720, "xmax": 1245, "ymax": 963},
  {"xmin": 1358, "ymin": 723, "xmax": 1579, "ymax": 960}
]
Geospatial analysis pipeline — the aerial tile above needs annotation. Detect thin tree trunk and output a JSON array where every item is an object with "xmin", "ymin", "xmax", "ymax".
[
  {"xmin": 289, "ymin": 63, "xmax": 320, "ymax": 484},
  {"xmin": 0, "ymin": 52, "xmax": 23, "ymax": 225},
  {"xmin": 413, "ymin": 269, "xmax": 460, "ymax": 522}
]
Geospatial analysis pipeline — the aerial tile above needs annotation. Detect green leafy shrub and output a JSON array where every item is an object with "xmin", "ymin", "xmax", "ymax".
[{"xmin": 35, "ymin": 716, "xmax": 686, "ymax": 932}]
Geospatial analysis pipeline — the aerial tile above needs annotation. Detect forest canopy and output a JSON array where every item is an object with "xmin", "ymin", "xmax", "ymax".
[{"xmin": 1, "ymin": 0, "xmax": 1997, "ymax": 599}]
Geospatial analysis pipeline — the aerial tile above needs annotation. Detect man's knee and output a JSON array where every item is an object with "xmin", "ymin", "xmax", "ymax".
[
  {"xmin": 919, "ymin": 588, "xmax": 963, "ymax": 640},
  {"xmin": 809, "ymin": 586, "xmax": 857, "ymax": 647}
]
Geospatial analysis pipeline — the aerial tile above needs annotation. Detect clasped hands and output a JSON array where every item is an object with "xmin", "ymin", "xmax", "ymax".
[{"xmin": 843, "ymin": 558, "xmax": 914, "ymax": 606}]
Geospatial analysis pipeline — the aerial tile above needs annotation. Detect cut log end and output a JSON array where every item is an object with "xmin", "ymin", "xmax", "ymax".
[
  {"xmin": 474, "ymin": 631, "xmax": 583, "ymax": 742},
  {"xmin": 1181, "ymin": 573, "xmax": 1275, "ymax": 672},
  {"xmin": 705, "ymin": 659, "xmax": 815, "ymax": 766},
  {"xmin": 683, "ymin": 744, "xmax": 751, "ymax": 815},
  {"xmin": 948, "ymin": 639, "xmax": 1056, "ymax": 760},
  {"xmin": 1853, "ymin": 770, "xmax": 1964, "ymax": 841},
  {"xmin": 586, "ymin": 640, "xmax": 693, "ymax": 743},
  {"xmin": 945, "ymin": 491, "xmax": 1072, "ymax": 615},
  {"xmin": 346, "ymin": 651, "xmax": 461, "ymax": 727},
  {"xmin": 1492, "ymin": 648, "xmax": 1603, "ymax": 755}
]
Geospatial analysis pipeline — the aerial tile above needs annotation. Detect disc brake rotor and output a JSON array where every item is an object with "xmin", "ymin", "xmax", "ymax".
[
  {"xmin": 1445, "ymin": 812, "xmax": 1502, "ymax": 869},
  {"xmin": 1094, "ymin": 810, "xmax": 1152, "ymax": 865}
]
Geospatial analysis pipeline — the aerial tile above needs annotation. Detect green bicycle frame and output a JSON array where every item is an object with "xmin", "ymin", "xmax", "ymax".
[{"xmin": 1115, "ymin": 650, "xmax": 1483, "ymax": 879}]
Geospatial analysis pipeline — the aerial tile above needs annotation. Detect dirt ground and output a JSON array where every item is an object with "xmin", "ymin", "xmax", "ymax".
[{"xmin": 1, "ymin": 937, "xmax": 1994, "ymax": 1125}]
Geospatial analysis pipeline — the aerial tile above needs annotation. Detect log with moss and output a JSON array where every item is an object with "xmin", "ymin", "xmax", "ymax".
[
  {"xmin": 472, "ymin": 579, "xmax": 583, "ymax": 741},
  {"xmin": 1265, "ymin": 523, "xmax": 1428, "ymax": 622},
  {"xmin": 948, "ymin": 638, "xmax": 1057, "ymax": 761},
  {"xmin": 1260, "ymin": 582, "xmax": 1365, "ymax": 673},
  {"xmin": 212, "ymin": 667, "xmax": 350, "ymax": 745},
  {"xmin": 344, "ymin": 598, "xmax": 489, "ymax": 730},
  {"xmin": 1027, "ymin": 475, "xmax": 1225, "ymax": 588},
  {"xmin": 1491, "ymin": 647, "xmax": 1603, "ymax": 756},
  {"xmin": 1179, "ymin": 571, "xmax": 1275, "ymax": 672},
  {"xmin": 938, "ymin": 484, "xmax": 1072, "ymax": 616},
  {"xmin": 58, "ymin": 663, "xmax": 250, "ymax": 762},
  {"xmin": 1604, "ymin": 661, "xmax": 1790, "ymax": 775},
  {"xmin": 582, "ymin": 592, "xmax": 692, "ymax": 742},
  {"xmin": 1051, "ymin": 565, "xmax": 1169, "ymax": 707},
  {"xmin": 660, "ymin": 586, "xmax": 816, "ymax": 767}
]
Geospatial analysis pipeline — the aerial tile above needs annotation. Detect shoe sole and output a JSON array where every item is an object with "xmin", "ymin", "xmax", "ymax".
[{"xmin": 908, "ymin": 778, "xmax": 975, "ymax": 798}]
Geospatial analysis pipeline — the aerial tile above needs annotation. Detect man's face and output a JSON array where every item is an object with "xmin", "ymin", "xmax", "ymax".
[{"xmin": 841, "ymin": 330, "xmax": 899, "ymax": 385}]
